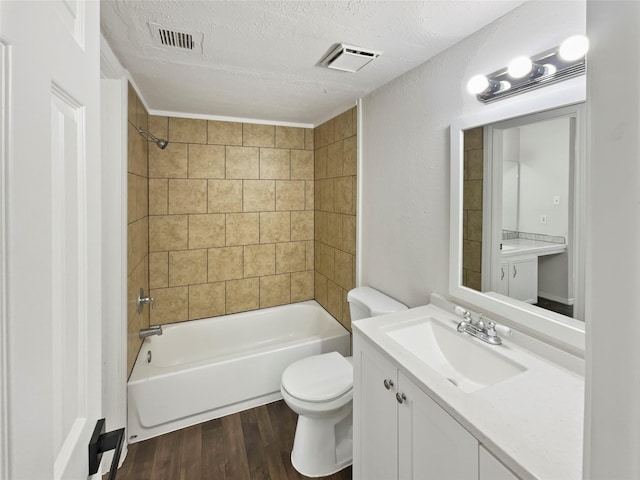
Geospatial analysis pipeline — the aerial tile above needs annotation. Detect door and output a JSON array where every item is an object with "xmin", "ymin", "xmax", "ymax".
[
  {"xmin": 479, "ymin": 445, "xmax": 520, "ymax": 480},
  {"xmin": 354, "ymin": 339, "xmax": 398, "ymax": 480},
  {"xmin": 1, "ymin": 1, "xmax": 102, "ymax": 478},
  {"xmin": 398, "ymin": 373, "xmax": 477, "ymax": 480},
  {"xmin": 508, "ymin": 256, "xmax": 538, "ymax": 304}
]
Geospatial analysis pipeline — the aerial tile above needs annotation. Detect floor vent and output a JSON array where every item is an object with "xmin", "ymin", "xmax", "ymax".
[{"xmin": 148, "ymin": 22, "xmax": 203, "ymax": 52}]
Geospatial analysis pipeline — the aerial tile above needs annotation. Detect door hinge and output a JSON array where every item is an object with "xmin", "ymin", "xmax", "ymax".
[{"xmin": 88, "ymin": 418, "xmax": 125, "ymax": 479}]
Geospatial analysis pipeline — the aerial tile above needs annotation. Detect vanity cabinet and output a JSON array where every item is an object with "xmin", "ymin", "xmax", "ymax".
[
  {"xmin": 354, "ymin": 336, "xmax": 477, "ymax": 480},
  {"xmin": 499, "ymin": 255, "xmax": 538, "ymax": 304}
]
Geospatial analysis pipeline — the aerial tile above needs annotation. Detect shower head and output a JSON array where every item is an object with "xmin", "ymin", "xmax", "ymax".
[{"xmin": 137, "ymin": 128, "xmax": 169, "ymax": 150}]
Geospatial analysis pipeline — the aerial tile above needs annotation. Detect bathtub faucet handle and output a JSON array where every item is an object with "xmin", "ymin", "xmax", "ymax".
[{"xmin": 137, "ymin": 288, "xmax": 156, "ymax": 314}]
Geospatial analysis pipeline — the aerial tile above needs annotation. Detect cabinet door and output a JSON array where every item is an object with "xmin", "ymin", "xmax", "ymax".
[
  {"xmin": 354, "ymin": 338, "xmax": 399, "ymax": 480},
  {"xmin": 479, "ymin": 445, "xmax": 521, "ymax": 480},
  {"xmin": 398, "ymin": 373, "xmax": 478, "ymax": 480},
  {"xmin": 508, "ymin": 256, "xmax": 538, "ymax": 303}
]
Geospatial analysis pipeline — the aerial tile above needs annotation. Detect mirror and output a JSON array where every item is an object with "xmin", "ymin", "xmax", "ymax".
[
  {"xmin": 462, "ymin": 105, "xmax": 584, "ymax": 321},
  {"xmin": 450, "ymin": 85, "xmax": 586, "ymax": 354}
]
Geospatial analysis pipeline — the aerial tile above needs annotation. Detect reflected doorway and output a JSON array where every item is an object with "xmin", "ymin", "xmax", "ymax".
[{"xmin": 462, "ymin": 104, "xmax": 585, "ymax": 321}]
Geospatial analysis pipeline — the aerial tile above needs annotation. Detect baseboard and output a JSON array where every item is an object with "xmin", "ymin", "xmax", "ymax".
[{"xmin": 538, "ymin": 291, "xmax": 573, "ymax": 306}]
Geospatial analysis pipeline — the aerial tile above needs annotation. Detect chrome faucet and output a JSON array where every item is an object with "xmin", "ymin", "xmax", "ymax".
[
  {"xmin": 455, "ymin": 308, "xmax": 503, "ymax": 345},
  {"xmin": 139, "ymin": 325, "xmax": 162, "ymax": 339}
]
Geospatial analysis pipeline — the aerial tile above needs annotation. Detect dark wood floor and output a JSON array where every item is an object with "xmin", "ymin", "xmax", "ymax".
[
  {"xmin": 111, "ymin": 400, "xmax": 352, "ymax": 480},
  {"xmin": 536, "ymin": 297, "xmax": 574, "ymax": 317}
]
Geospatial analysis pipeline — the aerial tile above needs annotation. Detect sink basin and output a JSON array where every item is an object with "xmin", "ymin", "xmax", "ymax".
[{"xmin": 384, "ymin": 317, "xmax": 526, "ymax": 393}]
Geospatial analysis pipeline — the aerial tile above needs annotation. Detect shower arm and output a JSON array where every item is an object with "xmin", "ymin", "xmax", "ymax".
[{"xmin": 137, "ymin": 127, "xmax": 169, "ymax": 149}]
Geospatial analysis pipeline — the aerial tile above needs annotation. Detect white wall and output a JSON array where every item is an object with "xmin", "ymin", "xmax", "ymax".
[
  {"xmin": 584, "ymin": 2, "xmax": 640, "ymax": 477},
  {"xmin": 360, "ymin": 1, "xmax": 585, "ymax": 307},
  {"xmin": 518, "ymin": 118, "xmax": 570, "ymax": 238}
]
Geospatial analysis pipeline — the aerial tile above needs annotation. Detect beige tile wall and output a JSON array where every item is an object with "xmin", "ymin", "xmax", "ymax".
[
  {"xmin": 127, "ymin": 84, "xmax": 151, "ymax": 376},
  {"xmin": 314, "ymin": 107, "xmax": 357, "ymax": 331},
  {"xmin": 463, "ymin": 127, "xmax": 483, "ymax": 291},
  {"xmin": 146, "ymin": 117, "xmax": 315, "ymax": 325}
]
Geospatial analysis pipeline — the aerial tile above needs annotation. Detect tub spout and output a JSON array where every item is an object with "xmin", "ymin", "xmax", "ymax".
[{"xmin": 139, "ymin": 326, "xmax": 162, "ymax": 339}]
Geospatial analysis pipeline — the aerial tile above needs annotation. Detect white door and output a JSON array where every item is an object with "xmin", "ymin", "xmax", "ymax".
[
  {"xmin": 1, "ymin": 1, "xmax": 103, "ymax": 478},
  {"xmin": 398, "ymin": 373, "xmax": 477, "ymax": 480},
  {"xmin": 508, "ymin": 256, "xmax": 538, "ymax": 304},
  {"xmin": 353, "ymin": 339, "xmax": 399, "ymax": 480},
  {"xmin": 479, "ymin": 446, "xmax": 520, "ymax": 480}
]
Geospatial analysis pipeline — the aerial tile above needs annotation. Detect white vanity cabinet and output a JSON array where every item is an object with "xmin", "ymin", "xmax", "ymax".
[
  {"xmin": 499, "ymin": 255, "xmax": 538, "ymax": 304},
  {"xmin": 353, "ymin": 336, "xmax": 478, "ymax": 480}
]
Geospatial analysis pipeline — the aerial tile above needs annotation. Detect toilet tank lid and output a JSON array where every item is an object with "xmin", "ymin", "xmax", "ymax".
[{"xmin": 347, "ymin": 286, "xmax": 408, "ymax": 315}]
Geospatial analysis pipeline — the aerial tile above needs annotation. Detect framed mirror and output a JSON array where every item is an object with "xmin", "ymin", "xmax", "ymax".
[{"xmin": 450, "ymin": 82, "xmax": 586, "ymax": 354}]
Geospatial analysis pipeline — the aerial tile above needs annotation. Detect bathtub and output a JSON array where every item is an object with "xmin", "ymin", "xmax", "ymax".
[{"xmin": 127, "ymin": 300, "xmax": 351, "ymax": 443}]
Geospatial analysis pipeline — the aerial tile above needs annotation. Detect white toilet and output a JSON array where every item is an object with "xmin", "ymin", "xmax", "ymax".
[{"xmin": 280, "ymin": 286, "xmax": 407, "ymax": 477}]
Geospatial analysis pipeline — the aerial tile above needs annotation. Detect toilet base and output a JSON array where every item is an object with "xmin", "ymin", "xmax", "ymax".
[{"xmin": 290, "ymin": 409, "xmax": 353, "ymax": 477}]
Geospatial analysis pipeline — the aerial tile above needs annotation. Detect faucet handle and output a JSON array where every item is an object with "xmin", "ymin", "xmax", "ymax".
[
  {"xmin": 486, "ymin": 320, "xmax": 497, "ymax": 336},
  {"xmin": 494, "ymin": 323, "xmax": 513, "ymax": 337},
  {"xmin": 137, "ymin": 288, "xmax": 156, "ymax": 314}
]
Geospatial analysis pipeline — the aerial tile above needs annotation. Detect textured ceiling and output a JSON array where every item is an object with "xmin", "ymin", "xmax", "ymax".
[{"xmin": 101, "ymin": 0, "xmax": 526, "ymax": 126}]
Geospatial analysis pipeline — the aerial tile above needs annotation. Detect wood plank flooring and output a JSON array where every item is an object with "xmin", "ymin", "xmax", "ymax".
[
  {"xmin": 111, "ymin": 401, "xmax": 352, "ymax": 480},
  {"xmin": 536, "ymin": 297, "xmax": 574, "ymax": 317}
]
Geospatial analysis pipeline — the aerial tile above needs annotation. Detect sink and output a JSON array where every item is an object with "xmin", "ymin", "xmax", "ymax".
[{"xmin": 384, "ymin": 317, "xmax": 526, "ymax": 393}]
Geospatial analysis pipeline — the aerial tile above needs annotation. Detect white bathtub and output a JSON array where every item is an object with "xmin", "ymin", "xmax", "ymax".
[{"xmin": 127, "ymin": 300, "xmax": 351, "ymax": 443}]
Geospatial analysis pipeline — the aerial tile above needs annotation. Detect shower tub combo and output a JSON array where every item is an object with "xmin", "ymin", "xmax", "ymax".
[{"xmin": 127, "ymin": 300, "xmax": 350, "ymax": 442}]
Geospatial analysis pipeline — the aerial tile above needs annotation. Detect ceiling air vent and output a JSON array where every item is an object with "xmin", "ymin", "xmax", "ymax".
[
  {"xmin": 321, "ymin": 44, "xmax": 382, "ymax": 73},
  {"xmin": 159, "ymin": 29, "xmax": 193, "ymax": 49},
  {"xmin": 148, "ymin": 22, "xmax": 204, "ymax": 53}
]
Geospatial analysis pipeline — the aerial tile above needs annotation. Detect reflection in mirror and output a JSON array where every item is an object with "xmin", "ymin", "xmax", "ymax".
[{"xmin": 462, "ymin": 105, "xmax": 584, "ymax": 321}]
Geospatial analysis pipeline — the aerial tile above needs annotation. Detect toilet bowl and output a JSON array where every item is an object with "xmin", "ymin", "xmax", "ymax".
[
  {"xmin": 280, "ymin": 287, "xmax": 407, "ymax": 477},
  {"xmin": 281, "ymin": 352, "xmax": 354, "ymax": 477}
]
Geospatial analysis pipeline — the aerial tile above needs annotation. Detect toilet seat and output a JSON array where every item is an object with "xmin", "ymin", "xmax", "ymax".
[{"xmin": 281, "ymin": 352, "xmax": 353, "ymax": 404}]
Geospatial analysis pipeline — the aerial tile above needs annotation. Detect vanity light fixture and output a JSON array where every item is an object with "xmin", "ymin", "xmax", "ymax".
[{"xmin": 467, "ymin": 34, "xmax": 588, "ymax": 103}]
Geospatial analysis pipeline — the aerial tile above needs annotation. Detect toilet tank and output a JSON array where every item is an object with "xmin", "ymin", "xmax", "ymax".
[{"xmin": 347, "ymin": 286, "xmax": 408, "ymax": 321}]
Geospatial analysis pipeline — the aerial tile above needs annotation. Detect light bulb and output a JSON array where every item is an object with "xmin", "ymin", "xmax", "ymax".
[
  {"xmin": 559, "ymin": 35, "xmax": 589, "ymax": 61},
  {"xmin": 543, "ymin": 63, "xmax": 557, "ymax": 76},
  {"xmin": 467, "ymin": 75, "xmax": 489, "ymax": 95},
  {"xmin": 508, "ymin": 56, "xmax": 533, "ymax": 79},
  {"xmin": 498, "ymin": 80, "xmax": 511, "ymax": 91}
]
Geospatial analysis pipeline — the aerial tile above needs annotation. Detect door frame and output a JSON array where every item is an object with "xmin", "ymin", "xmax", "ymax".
[
  {"xmin": 99, "ymin": 35, "xmax": 129, "ymax": 471},
  {"xmin": 0, "ymin": 38, "xmax": 10, "ymax": 480}
]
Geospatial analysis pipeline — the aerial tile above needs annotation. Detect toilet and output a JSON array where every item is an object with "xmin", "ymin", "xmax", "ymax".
[{"xmin": 280, "ymin": 286, "xmax": 408, "ymax": 477}]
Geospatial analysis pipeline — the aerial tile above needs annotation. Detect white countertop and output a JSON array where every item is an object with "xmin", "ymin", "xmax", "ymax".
[
  {"xmin": 353, "ymin": 304, "xmax": 584, "ymax": 480},
  {"xmin": 501, "ymin": 238, "xmax": 567, "ymax": 258}
]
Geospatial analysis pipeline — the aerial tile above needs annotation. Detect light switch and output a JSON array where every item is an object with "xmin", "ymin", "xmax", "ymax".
[
  {"xmin": 540, "ymin": 214, "xmax": 547, "ymax": 224},
  {"xmin": 553, "ymin": 195, "xmax": 560, "ymax": 205}
]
